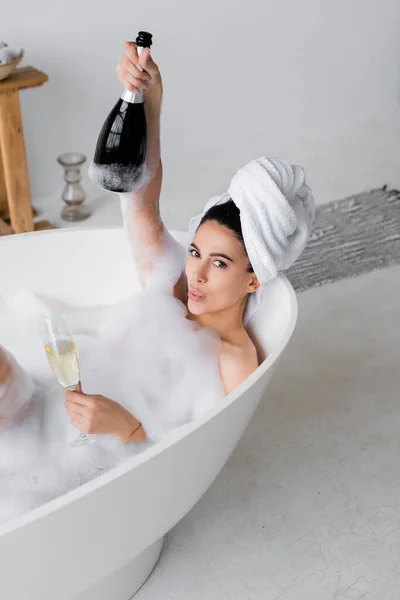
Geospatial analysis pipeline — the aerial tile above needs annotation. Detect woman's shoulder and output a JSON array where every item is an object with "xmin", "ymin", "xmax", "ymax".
[{"xmin": 218, "ymin": 338, "xmax": 259, "ymax": 395}]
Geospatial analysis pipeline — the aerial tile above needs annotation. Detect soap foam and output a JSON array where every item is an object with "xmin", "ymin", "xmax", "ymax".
[
  {"xmin": 88, "ymin": 161, "xmax": 148, "ymax": 193},
  {"xmin": 0, "ymin": 288, "xmax": 223, "ymax": 525}
]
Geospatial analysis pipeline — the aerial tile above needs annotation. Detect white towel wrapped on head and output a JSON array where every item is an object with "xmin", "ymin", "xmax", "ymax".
[{"xmin": 189, "ymin": 157, "xmax": 315, "ymax": 323}]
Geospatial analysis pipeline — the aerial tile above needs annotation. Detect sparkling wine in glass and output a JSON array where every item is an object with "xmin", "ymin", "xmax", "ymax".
[{"xmin": 43, "ymin": 314, "xmax": 96, "ymax": 447}]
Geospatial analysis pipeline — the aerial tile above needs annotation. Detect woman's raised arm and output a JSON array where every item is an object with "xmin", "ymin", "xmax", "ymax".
[{"xmin": 117, "ymin": 42, "xmax": 186, "ymax": 295}]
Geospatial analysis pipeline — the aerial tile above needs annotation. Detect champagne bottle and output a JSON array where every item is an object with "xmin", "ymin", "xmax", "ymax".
[{"xmin": 89, "ymin": 31, "xmax": 153, "ymax": 193}]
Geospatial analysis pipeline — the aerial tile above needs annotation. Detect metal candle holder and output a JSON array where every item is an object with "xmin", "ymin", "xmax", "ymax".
[{"xmin": 57, "ymin": 153, "xmax": 91, "ymax": 222}]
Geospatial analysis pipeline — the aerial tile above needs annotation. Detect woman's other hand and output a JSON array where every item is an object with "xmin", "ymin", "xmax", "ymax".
[
  {"xmin": 116, "ymin": 41, "xmax": 162, "ymax": 102},
  {"xmin": 64, "ymin": 388, "xmax": 146, "ymax": 442}
]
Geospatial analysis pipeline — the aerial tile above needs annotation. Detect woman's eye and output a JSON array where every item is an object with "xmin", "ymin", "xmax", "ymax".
[
  {"xmin": 213, "ymin": 260, "xmax": 227, "ymax": 269},
  {"xmin": 189, "ymin": 248, "xmax": 200, "ymax": 258}
]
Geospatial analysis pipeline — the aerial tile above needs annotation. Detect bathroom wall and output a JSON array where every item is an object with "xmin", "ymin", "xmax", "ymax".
[{"xmin": 4, "ymin": 0, "xmax": 400, "ymax": 228}]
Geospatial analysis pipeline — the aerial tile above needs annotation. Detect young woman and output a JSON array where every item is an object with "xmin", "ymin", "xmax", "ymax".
[
  {"xmin": 1, "ymin": 42, "xmax": 313, "ymax": 446},
  {"xmin": 62, "ymin": 42, "xmax": 266, "ymax": 444}
]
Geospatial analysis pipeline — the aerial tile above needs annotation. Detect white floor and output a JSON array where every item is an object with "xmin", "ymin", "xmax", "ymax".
[{"xmin": 134, "ymin": 265, "xmax": 400, "ymax": 600}]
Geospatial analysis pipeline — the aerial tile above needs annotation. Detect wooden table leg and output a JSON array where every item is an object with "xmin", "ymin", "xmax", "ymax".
[
  {"xmin": 0, "ymin": 90, "xmax": 33, "ymax": 233},
  {"xmin": 0, "ymin": 217, "xmax": 12, "ymax": 235},
  {"xmin": 0, "ymin": 149, "xmax": 9, "ymax": 220}
]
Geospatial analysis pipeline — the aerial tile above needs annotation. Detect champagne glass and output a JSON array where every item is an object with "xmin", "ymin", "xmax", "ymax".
[{"xmin": 43, "ymin": 314, "xmax": 97, "ymax": 447}]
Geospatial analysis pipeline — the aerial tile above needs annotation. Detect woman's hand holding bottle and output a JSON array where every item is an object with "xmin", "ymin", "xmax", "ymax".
[{"xmin": 116, "ymin": 41, "xmax": 162, "ymax": 106}]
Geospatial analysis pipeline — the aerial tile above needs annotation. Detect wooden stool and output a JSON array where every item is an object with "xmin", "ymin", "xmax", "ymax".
[{"xmin": 0, "ymin": 66, "xmax": 48, "ymax": 233}]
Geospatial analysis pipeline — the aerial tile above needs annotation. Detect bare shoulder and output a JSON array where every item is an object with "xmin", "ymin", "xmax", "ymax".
[{"xmin": 219, "ymin": 338, "xmax": 259, "ymax": 395}]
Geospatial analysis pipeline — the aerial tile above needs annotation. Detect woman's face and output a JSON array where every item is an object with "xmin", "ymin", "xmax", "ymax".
[{"xmin": 185, "ymin": 220, "xmax": 259, "ymax": 317}]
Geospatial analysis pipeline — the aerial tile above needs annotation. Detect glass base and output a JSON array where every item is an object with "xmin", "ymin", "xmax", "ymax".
[
  {"xmin": 61, "ymin": 204, "xmax": 91, "ymax": 222},
  {"xmin": 70, "ymin": 433, "xmax": 97, "ymax": 447}
]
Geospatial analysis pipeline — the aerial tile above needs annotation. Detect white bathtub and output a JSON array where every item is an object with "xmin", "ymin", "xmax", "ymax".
[{"xmin": 0, "ymin": 227, "xmax": 297, "ymax": 600}]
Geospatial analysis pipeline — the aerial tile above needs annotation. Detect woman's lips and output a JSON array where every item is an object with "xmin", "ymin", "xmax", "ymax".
[{"xmin": 188, "ymin": 289, "xmax": 203, "ymax": 302}]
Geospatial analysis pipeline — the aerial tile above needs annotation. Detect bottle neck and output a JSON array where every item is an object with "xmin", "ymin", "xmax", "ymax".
[{"xmin": 121, "ymin": 45, "xmax": 147, "ymax": 105}]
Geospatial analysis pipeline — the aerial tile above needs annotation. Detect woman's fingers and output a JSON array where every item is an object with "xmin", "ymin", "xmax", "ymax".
[
  {"xmin": 64, "ymin": 390, "xmax": 98, "ymax": 408},
  {"xmin": 123, "ymin": 41, "xmax": 139, "ymax": 64},
  {"xmin": 122, "ymin": 54, "xmax": 150, "ymax": 81},
  {"xmin": 116, "ymin": 58, "xmax": 148, "ymax": 93},
  {"xmin": 118, "ymin": 68, "xmax": 148, "ymax": 92},
  {"xmin": 63, "ymin": 382, "xmax": 81, "ymax": 399},
  {"xmin": 138, "ymin": 49, "xmax": 161, "ymax": 81},
  {"xmin": 116, "ymin": 42, "xmax": 161, "ymax": 94},
  {"xmin": 64, "ymin": 386, "xmax": 138, "ymax": 440},
  {"xmin": 70, "ymin": 417, "xmax": 91, "ymax": 433},
  {"xmin": 65, "ymin": 400, "xmax": 87, "ymax": 418},
  {"xmin": 116, "ymin": 60, "xmax": 138, "ymax": 92}
]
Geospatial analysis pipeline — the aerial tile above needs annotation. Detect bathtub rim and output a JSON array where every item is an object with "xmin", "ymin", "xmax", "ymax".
[{"xmin": 0, "ymin": 226, "xmax": 298, "ymax": 536}]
